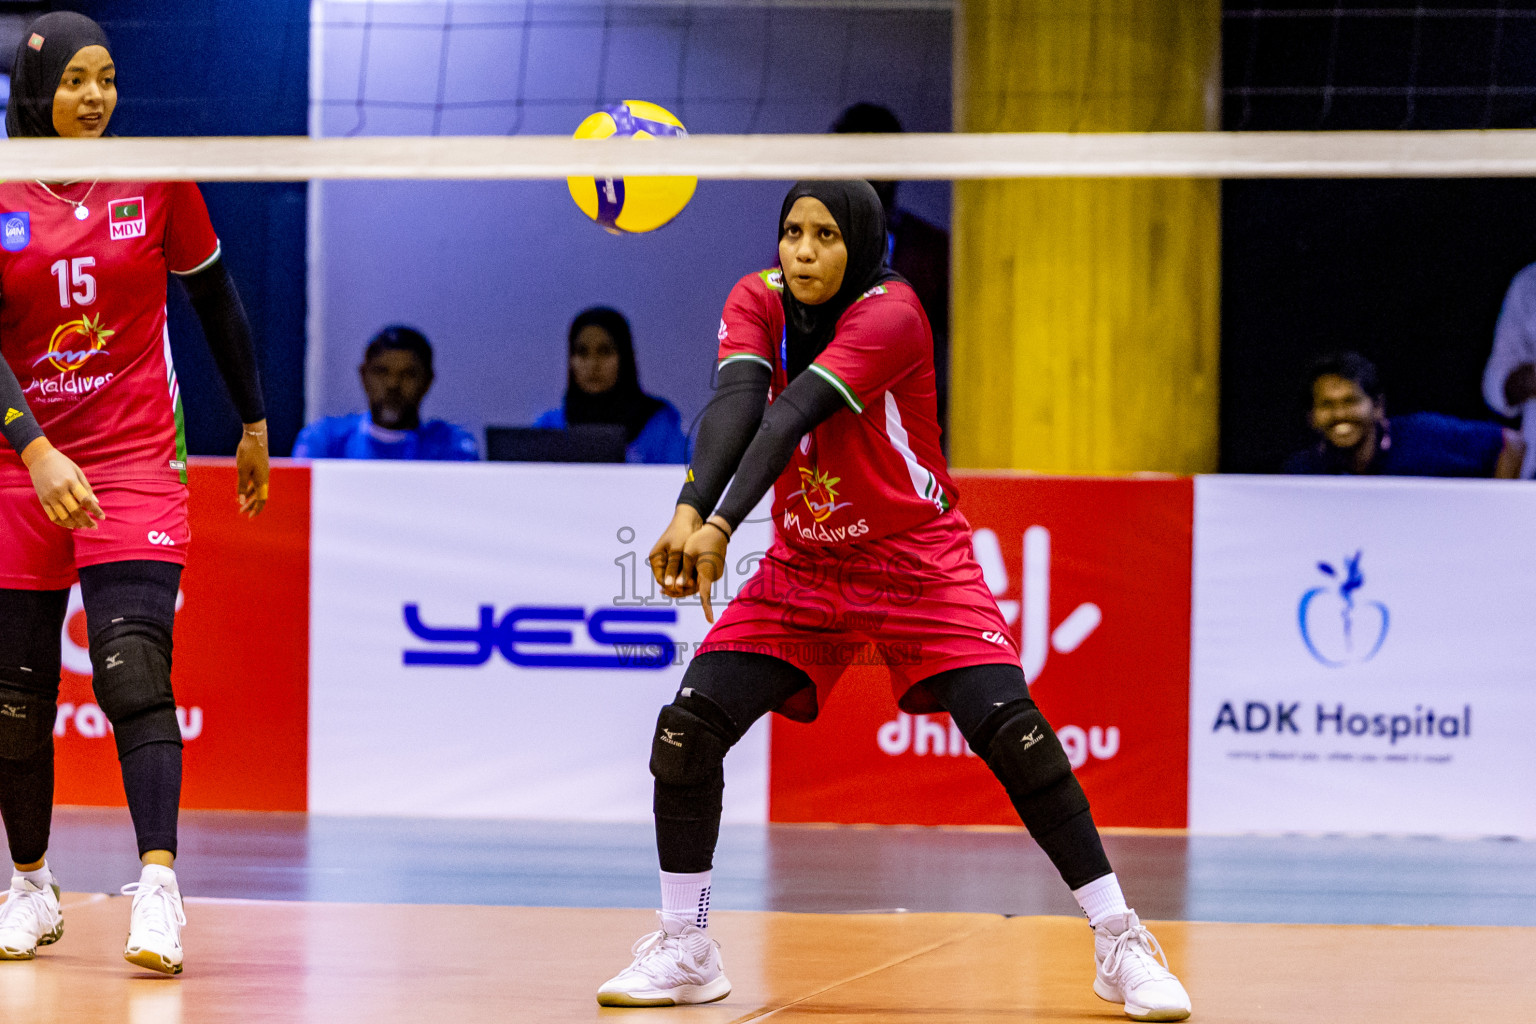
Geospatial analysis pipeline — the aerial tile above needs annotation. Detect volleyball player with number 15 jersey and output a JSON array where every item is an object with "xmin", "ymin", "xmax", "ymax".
[
  {"xmin": 0, "ymin": 13, "xmax": 268, "ymax": 976},
  {"xmin": 597, "ymin": 181, "xmax": 1192, "ymax": 1021}
]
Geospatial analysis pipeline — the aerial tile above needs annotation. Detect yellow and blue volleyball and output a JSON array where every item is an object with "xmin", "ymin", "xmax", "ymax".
[{"xmin": 567, "ymin": 101, "xmax": 696, "ymax": 235}]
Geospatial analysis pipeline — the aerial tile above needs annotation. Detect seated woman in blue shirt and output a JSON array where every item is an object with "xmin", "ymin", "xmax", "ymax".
[
  {"xmin": 1284, "ymin": 351, "xmax": 1525, "ymax": 477},
  {"xmin": 535, "ymin": 307, "xmax": 690, "ymax": 464}
]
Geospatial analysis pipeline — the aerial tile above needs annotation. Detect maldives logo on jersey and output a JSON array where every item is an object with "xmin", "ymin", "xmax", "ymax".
[
  {"xmin": 781, "ymin": 464, "xmax": 871, "ymax": 544},
  {"xmin": 109, "ymin": 197, "xmax": 146, "ymax": 240},
  {"xmin": 795, "ymin": 466, "xmax": 852, "ymax": 523},
  {"xmin": 37, "ymin": 313, "xmax": 115, "ymax": 373},
  {"xmin": 1, "ymin": 212, "xmax": 29, "ymax": 251}
]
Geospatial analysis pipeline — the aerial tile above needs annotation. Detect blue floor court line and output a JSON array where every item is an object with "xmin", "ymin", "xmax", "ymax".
[{"xmin": 36, "ymin": 807, "xmax": 1536, "ymax": 927}]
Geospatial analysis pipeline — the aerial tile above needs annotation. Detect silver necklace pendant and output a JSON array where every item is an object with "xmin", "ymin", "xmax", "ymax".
[{"xmin": 74, "ymin": 205, "xmax": 89, "ymax": 220}]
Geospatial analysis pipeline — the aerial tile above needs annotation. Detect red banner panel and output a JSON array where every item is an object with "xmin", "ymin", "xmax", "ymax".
[
  {"xmin": 769, "ymin": 474, "xmax": 1193, "ymax": 829},
  {"xmin": 54, "ymin": 461, "xmax": 310, "ymax": 811}
]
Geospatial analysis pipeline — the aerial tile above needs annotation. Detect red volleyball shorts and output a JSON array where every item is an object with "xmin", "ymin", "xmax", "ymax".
[
  {"xmin": 0, "ymin": 474, "xmax": 190, "ymax": 590},
  {"xmin": 697, "ymin": 509, "xmax": 1020, "ymax": 722}
]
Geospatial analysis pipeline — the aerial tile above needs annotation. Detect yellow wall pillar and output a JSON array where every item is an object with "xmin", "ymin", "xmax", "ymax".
[{"xmin": 951, "ymin": 1, "xmax": 1222, "ymax": 473}]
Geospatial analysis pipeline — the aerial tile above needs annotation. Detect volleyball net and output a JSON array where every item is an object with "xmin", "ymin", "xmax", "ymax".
[
  {"xmin": 9, "ymin": 129, "xmax": 1536, "ymax": 181},
  {"xmin": 10, "ymin": 123, "xmax": 1516, "ymax": 478}
]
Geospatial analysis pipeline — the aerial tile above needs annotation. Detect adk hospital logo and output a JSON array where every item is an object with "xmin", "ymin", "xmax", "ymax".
[
  {"xmin": 1298, "ymin": 551, "xmax": 1389, "ymax": 668},
  {"xmin": 1210, "ymin": 547, "xmax": 1471, "ymax": 746}
]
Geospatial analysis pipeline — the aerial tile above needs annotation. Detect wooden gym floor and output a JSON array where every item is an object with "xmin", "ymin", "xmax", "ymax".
[
  {"xmin": 2, "ymin": 809, "xmax": 1532, "ymax": 1022},
  {"xmin": 3, "ymin": 900, "xmax": 1531, "ymax": 1023}
]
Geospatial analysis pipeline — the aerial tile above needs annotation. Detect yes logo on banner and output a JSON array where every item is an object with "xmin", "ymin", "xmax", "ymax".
[
  {"xmin": 402, "ymin": 604, "xmax": 677, "ymax": 669},
  {"xmin": 308, "ymin": 463, "xmax": 773, "ymax": 822},
  {"xmin": 1299, "ymin": 551, "xmax": 1390, "ymax": 667}
]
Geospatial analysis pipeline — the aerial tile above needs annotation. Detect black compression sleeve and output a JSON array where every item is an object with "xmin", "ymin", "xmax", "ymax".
[
  {"xmin": 677, "ymin": 360, "xmax": 771, "ymax": 518},
  {"xmin": 712, "ymin": 371, "xmax": 848, "ymax": 532},
  {"xmin": 177, "ymin": 258, "xmax": 266, "ymax": 424},
  {"xmin": 0, "ymin": 356, "xmax": 44, "ymax": 457}
]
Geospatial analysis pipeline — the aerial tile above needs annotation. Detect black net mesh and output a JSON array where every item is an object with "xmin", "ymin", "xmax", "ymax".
[
  {"xmin": 315, "ymin": 0, "xmax": 954, "ymax": 139},
  {"xmin": 1226, "ymin": 2, "xmax": 1536, "ymax": 130}
]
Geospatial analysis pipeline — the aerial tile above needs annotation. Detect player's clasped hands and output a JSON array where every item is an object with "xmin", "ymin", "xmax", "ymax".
[
  {"xmin": 650, "ymin": 504, "xmax": 704, "ymax": 596},
  {"xmin": 649, "ymin": 504, "xmax": 729, "ymax": 622},
  {"xmin": 23, "ymin": 438, "xmax": 105, "ymax": 530}
]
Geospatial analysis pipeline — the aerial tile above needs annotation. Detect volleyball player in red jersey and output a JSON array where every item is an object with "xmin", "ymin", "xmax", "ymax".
[
  {"xmin": 0, "ymin": 13, "xmax": 269, "ymax": 975},
  {"xmin": 597, "ymin": 181, "xmax": 1192, "ymax": 1020}
]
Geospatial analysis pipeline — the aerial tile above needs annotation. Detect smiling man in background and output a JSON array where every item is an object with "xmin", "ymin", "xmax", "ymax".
[{"xmin": 1285, "ymin": 350, "xmax": 1524, "ymax": 478}]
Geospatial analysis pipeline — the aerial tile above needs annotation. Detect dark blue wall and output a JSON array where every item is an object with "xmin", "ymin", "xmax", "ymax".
[{"xmin": 56, "ymin": 0, "xmax": 308, "ymax": 457}]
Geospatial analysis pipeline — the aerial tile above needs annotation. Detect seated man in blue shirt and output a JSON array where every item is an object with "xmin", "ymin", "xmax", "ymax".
[
  {"xmin": 293, "ymin": 325, "xmax": 478, "ymax": 461},
  {"xmin": 1284, "ymin": 351, "xmax": 1524, "ymax": 477}
]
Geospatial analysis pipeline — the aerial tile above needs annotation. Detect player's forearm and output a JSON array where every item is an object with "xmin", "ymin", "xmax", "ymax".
[
  {"xmin": 0, "ymin": 355, "xmax": 45, "ymax": 457},
  {"xmin": 677, "ymin": 361, "xmax": 770, "ymax": 518},
  {"xmin": 711, "ymin": 372, "xmax": 845, "ymax": 532},
  {"xmin": 179, "ymin": 258, "xmax": 266, "ymax": 425}
]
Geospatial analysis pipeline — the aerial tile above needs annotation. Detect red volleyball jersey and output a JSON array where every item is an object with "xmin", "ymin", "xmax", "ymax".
[
  {"xmin": 716, "ymin": 268, "xmax": 956, "ymax": 548},
  {"xmin": 0, "ymin": 180, "xmax": 220, "ymax": 484}
]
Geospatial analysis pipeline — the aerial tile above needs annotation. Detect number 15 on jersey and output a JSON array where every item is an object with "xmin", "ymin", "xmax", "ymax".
[{"xmin": 51, "ymin": 256, "xmax": 96, "ymax": 307}]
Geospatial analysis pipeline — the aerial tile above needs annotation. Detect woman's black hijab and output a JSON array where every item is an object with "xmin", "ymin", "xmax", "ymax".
[
  {"xmin": 563, "ymin": 306, "xmax": 666, "ymax": 442},
  {"xmin": 6, "ymin": 12, "xmax": 112, "ymax": 139},
  {"xmin": 778, "ymin": 179, "xmax": 901, "ymax": 379}
]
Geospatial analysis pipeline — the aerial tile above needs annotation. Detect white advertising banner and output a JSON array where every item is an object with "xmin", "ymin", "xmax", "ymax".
[
  {"xmin": 1190, "ymin": 476, "xmax": 1536, "ymax": 836},
  {"xmin": 309, "ymin": 462, "xmax": 772, "ymax": 821}
]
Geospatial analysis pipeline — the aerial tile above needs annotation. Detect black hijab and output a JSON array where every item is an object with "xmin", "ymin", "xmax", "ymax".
[
  {"xmin": 6, "ymin": 12, "xmax": 112, "ymax": 139},
  {"xmin": 778, "ymin": 179, "xmax": 901, "ymax": 379},
  {"xmin": 563, "ymin": 306, "xmax": 666, "ymax": 442}
]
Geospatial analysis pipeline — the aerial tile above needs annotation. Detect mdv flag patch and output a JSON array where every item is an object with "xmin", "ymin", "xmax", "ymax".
[
  {"xmin": 1, "ymin": 212, "xmax": 29, "ymax": 251},
  {"xmin": 109, "ymin": 198, "xmax": 146, "ymax": 240}
]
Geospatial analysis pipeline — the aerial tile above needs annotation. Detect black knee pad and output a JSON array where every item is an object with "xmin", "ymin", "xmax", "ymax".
[
  {"xmin": 90, "ymin": 625, "xmax": 180, "ymax": 758},
  {"xmin": 983, "ymin": 702, "xmax": 1090, "ymax": 838},
  {"xmin": 649, "ymin": 691, "xmax": 737, "ymax": 789},
  {"xmin": 0, "ymin": 676, "xmax": 56, "ymax": 762}
]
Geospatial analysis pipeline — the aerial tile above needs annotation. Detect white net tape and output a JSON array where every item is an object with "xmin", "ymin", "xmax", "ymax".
[{"xmin": 6, "ymin": 131, "xmax": 1536, "ymax": 181}]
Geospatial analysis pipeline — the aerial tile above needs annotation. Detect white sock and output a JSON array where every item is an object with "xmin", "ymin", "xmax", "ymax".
[
  {"xmin": 140, "ymin": 863, "xmax": 177, "ymax": 890},
  {"xmin": 659, "ymin": 869, "xmax": 711, "ymax": 931},
  {"xmin": 1073, "ymin": 872, "xmax": 1129, "ymax": 927},
  {"xmin": 17, "ymin": 863, "xmax": 52, "ymax": 889}
]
